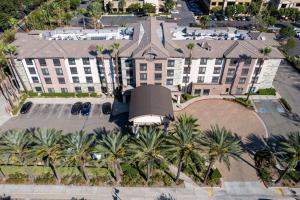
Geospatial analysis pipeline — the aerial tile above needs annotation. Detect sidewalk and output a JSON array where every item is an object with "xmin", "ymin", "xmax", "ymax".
[
  {"xmin": 0, "ymin": 96, "xmax": 11, "ymax": 127},
  {"xmin": 27, "ymin": 97, "xmax": 114, "ymax": 104}
]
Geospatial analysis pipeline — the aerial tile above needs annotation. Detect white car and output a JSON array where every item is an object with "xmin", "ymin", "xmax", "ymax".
[{"xmin": 170, "ymin": 10, "xmax": 179, "ymax": 14}]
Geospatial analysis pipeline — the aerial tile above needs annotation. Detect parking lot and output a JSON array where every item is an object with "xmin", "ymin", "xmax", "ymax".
[{"xmin": 0, "ymin": 102, "xmax": 128, "ymax": 133}]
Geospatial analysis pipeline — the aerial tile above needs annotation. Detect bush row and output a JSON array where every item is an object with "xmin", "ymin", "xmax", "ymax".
[
  {"xmin": 257, "ymin": 88, "xmax": 276, "ymax": 95},
  {"xmin": 27, "ymin": 92, "xmax": 100, "ymax": 98},
  {"xmin": 280, "ymin": 98, "xmax": 292, "ymax": 112}
]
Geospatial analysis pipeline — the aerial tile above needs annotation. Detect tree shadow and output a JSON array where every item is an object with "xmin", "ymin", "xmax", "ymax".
[
  {"xmin": 280, "ymin": 112, "xmax": 300, "ymax": 123},
  {"xmin": 156, "ymin": 193, "xmax": 175, "ymax": 200}
]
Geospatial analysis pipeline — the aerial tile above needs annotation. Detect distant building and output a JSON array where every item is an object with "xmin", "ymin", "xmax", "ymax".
[
  {"xmin": 12, "ymin": 17, "xmax": 283, "ymax": 98},
  {"xmin": 201, "ymin": 0, "xmax": 251, "ymax": 13},
  {"xmin": 104, "ymin": 0, "xmax": 166, "ymax": 13},
  {"xmin": 272, "ymin": 0, "xmax": 300, "ymax": 10}
]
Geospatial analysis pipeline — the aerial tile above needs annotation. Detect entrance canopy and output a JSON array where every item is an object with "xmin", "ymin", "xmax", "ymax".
[{"xmin": 129, "ymin": 85, "xmax": 174, "ymax": 126}]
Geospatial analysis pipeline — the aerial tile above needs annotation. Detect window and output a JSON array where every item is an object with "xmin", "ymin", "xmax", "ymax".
[
  {"xmin": 58, "ymin": 77, "xmax": 65, "ymax": 84},
  {"xmin": 194, "ymin": 89, "xmax": 201, "ymax": 95},
  {"xmin": 125, "ymin": 60, "xmax": 132, "ymax": 68},
  {"xmin": 48, "ymin": 88, "xmax": 55, "ymax": 93},
  {"xmin": 155, "ymin": 82, "xmax": 162, "ymax": 85},
  {"xmin": 211, "ymin": 1, "xmax": 217, "ymax": 5},
  {"xmin": 244, "ymin": 59, "xmax": 252, "ymax": 66},
  {"xmin": 155, "ymin": 73, "xmax": 162, "ymax": 80},
  {"xmin": 197, "ymin": 76, "xmax": 204, "ymax": 83},
  {"xmin": 82, "ymin": 58, "xmax": 90, "ymax": 65},
  {"xmin": 25, "ymin": 58, "xmax": 34, "ymax": 65},
  {"xmin": 28, "ymin": 67, "xmax": 36, "ymax": 74},
  {"xmin": 200, "ymin": 58, "xmax": 208, "ymax": 65},
  {"xmin": 44, "ymin": 77, "xmax": 52, "ymax": 84},
  {"xmin": 35, "ymin": 87, "xmax": 42, "ymax": 92},
  {"xmin": 257, "ymin": 58, "xmax": 264, "ymax": 66},
  {"xmin": 61, "ymin": 88, "xmax": 68, "ymax": 93},
  {"xmin": 239, "ymin": 77, "xmax": 246, "ymax": 84},
  {"xmin": 236, "ymin": 88, "xmax": 243, "ymax": 94},
  {"xmin": 75, "ymin": 86, "xmax": 82, "ymax": 93},
  {"xmin": 215, "ymin": 58, "xmax": 223, "ymax": 65},
  {"xmin": 70, "ymin": 67, "xmax": 78, "ymax": 74},
  {"xmin": 72, "ymin": 77, "xmax": 80, "ymax": 83},
  {"xmin": 167, "ymin": 69, "xmax": 174, "ymax": 77},
  {"xmin": 155, "ymin": 63, "xmax": 162, "ymax": 71},
  {"xmin": 166, "ymin": 79, "xmax": 173, "ymax": 85},
  {"xmin": 68, "ymin": 58, "xmax": 76, "ymax": 65},
  {"xmin": 198, "ymin": 67, "xmax": 206, "ymax": 74},
  {"xmin": 254, "ymin": 67, "xmax": 261, "ymax": 75},
  {"xmin": 168, "ymin": 60, "xmax": 175, "ymax": 67},
  {"xmin": 184, "ymin": 58, "xmax": 190, "ymax": 65},
  {"xmin": 241, "ymin": 68, "xmax": 249, "ymax": 76},
  {"xmin": 213, "ymin": 67, "xmax": 221, "ymax": 74},
  {"xmin": 230, "ymin": 59, "xmax": 239, "ymax": 66},
  {"xmin": 140, "ymin": 63, "xmax": 147, "ymax": 71},
  {"xmin": 183, "ymin": 67, "xmax": 190, "ymax": 74},
  {"xmin": 203, "ymin": 89, "xmax": 210, "ymax": 95},
  {"xmin": 88, "ymin": 86, "xmax": 95, "ymax": 92},
  {"xmin": 126, "ymin": 70, "xmax": 133, "ymax": 77},
  {"xmin": 127, "ymin": 78, "xmax": 134, "ymax": 85},
  {"xmin": 41, "ymin": 68, "xmax": 49, "ymax": 76},
  {"xmin": 86, "ymin": 76, "xmax": 93, "ymax": 83},
  {"xmin": 226, "ymin": 88, "xmax": 230, "ymax": 93},
  {"xmin": 53, "ymin": 59, "xmax": 61, "ymax": 66},
  {"xmin": 32, "ymin": 77, "xmax": 39, "ymax": 83},
  {"xmin": 84, "ymin": 67, "xmax": 92, "ymax": 74},
  {"xmin": 296, "ymin": 2, "xmax": 300, "ymax": 6},
  {"xmin": 227, "ymin": 68, "xmax": 235, "ymax": 75},
  {"xmin": 38, "ymin": 58, "xmax": 46, "ymax": 66},
  {"xmin": 55, "ymin": 68, "xmax": 63, "ymax": 76},
  {"xmin": 140, "ymin": 73, "xmax": 147, "ymax": 80},
  {"xmin": 183, "ymin": 76, "xmax": 189, "ymax": 83},
  {"xmin": 225, "ymin": 77, "xmax": 233, "ymax": 84},
  {"xmin": 212, "ymin": 76, "xmax": 219, "ymax": 83}
]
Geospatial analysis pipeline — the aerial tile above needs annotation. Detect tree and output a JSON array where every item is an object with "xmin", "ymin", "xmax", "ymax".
[
  {"xmin": 32, "ymin": 128, "xmax": 62, "ymax": 183},
  {"xmin": 94, "ymin": 131, "xmax": 128, "ymax": 184},
  {"xmin": 225, "ymin": 5, "xmax": 235, "ymax": 17},
  {"xmin": 249, "ymin": 2, "xmax": 260, "ymax": 15},
  {"xmin": 164, "ymin": 0, "xmax": 176, "ymax": 13},
  {"xmin": 200, "ymin": 126, "xmax": 243, "ymax": 184},
  {"xmin": 3, "ymin": 44, "xmax": 27, "ymax": 92},
  {"xmin": 62, "ymin": 131, "xmax": 95, "ymax": 184},
  {"xmin": 70, "ymin": 0, "xmax": 81, "ymax": 10},
  {"xmin": 275, "ymin": 132, "xmax": 300, "ymax": 183},
  {"xmin": 211, "ymin": 6, "xmax": 222, "ymax": 14},
  {"xmin": 0, "ymin": 130, "xmax": 33, "ymax": 181},
  {"xmin": 286, "ymin": 38, "xmax": 296, "ymax": 50},
  {"xmin": 235, "ymin": 4, "xmax": 247, "ymax": 15},
  {"xmin": 127, "ymin": 3, "xmax": 141, "ymax": 13},
  {"xmin": 246, "ymin": 47, "xmax": 272, "ymax": 101},
  {"xmin": 127, "ymin": 127, "xmax": 164, "ymax": 183},
  {"xmin": 118, "ymin": 0, "xmax": 126, "ymax": 13},
  {"xmin": 143, "ymin": 3, "xmax": 156, "ymax": 13},
  {"xmin": 199, "ymin": 15, "xmax": 211, "ymax": 28},
  {"xmin": 106, "ymin": 2, "xmax": 114, "ymax": 13},
  {"xmin": 185, "ymin": 43, "xmax": 195, "ymax": 93},
  {"xmin": 87, "ymin": 1, "xmax": 103, "ymax": 28},
  {"xmin": 280, "ymin": 26, "xmax": 296, "ymax": 38},
  {"xmin": 2, "ymin": 29, "xmax": 16, "ymax": 44},
  {"xmin": 163, "ymin": 115, "xmax": 201, "ymax": 183},
  {"xmin": 264, "ymin": 16, "xmax": 277, "ymax": 26},
  {"xmin": 111, "ymin": 42, "xmax": 121, "ymax": 89}
]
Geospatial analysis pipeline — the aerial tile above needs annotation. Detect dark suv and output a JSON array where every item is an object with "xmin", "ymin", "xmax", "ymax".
[
  {"xmin": 102, "ymin": 102, "xmax": 112, "ymax": 115},
  {"xmin": 81, "ymin": 102, "xmax": 92, "ymax": 116},
  {"xmin": 71, "ymin": 102, "xmax": 83, "ymax": 115},
  {"xmin": 20, "ymin": 102, "xmax": 33, "ymax": 114}
]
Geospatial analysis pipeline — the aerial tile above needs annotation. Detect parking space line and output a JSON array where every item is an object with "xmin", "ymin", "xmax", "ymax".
[
  {"xmin": 88, "ymin": 104, "xmax": 95, "ymax": 119},
  {"xmin": 57, "ymin": 104, "xmax": 66, "ymax": 119}
]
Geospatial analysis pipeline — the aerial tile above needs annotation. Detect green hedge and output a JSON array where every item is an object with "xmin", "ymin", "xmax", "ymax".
[
  {"xmin": 280, "ymin": 98, "xmax": 292, "ymax": 112},
  {"xmin": 40, "ymin": 93, "xmax": 76, "ymax": 98},
  {"xmin": 257, "ymin": 88, "xmax": 276, "ymax": 95},
  {"xmin": 235, "ymin": 98, "xmax": 252, "ymax": 107},
  {"xmin": 27, "ymin": 92, "xmax": 101, "ymax": 98},
  {"xmin": 76, "ymin": 93, "xmax": 90, "ymax": 98},
  {"xmin": 181, "ymin": 93, "xmax": 194, "ymax": 101},
  {"xmin": 286, "ymin": 55, "xmax": 300, "ymax": 72},
  {"xmin": 27, "ymin": 91, "xmax": 38, "ymax": 97}
]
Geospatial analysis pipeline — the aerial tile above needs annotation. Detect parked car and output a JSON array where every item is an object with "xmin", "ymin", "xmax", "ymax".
[
  {"xmin": 20, "ymin": 102, "xmax": 33, "ymax": 114},
  {"xmin": 102, "ymin": 102, "xmax": 112, "ymax": 115},
  {"xmin": 81, "ymin": 102, "xmax": 92, "ymax": 116},
  {"xmin": 170, "ymin": 9, "xmax": 179, "ymax": 14},
  {"xmin": 71, "ymin": 102, "xmax": 82, "ymax": 115}
]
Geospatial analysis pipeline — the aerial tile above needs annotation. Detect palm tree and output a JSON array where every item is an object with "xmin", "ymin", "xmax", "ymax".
[
  {"xmin": 0, "ymin": 130, "xmax": 33, "ymax": 181},
  {"xmin": 111, "ymin": 42, "xmax": 121, "ymax": 89},
  {"xmin": 275, "ymin": 132, "xmax": 300, "ymax": 184},
  {"xmin": 32, "ymin": 128, "xmax": 63, "ymax": 183},
  {"xmin": 3, "ymin": 44, "xmax": 28, "ymax": 92},
  {"xmin": 96, "ymin": 45, "xmax": 109, "ymax": 94},
  {"xmin": 185, "ymin": 43, "xmax": 195, "ymax": 93},
  {"xmin": 62, "ymin": 131, "xmax": 95, "ymax": 184},
  {"xmin": 246, "ymin": 47, "xmax": 272, "ymax": 101},
  {"xmin": 94, "ymin": 131, "xmax": 127, "ymax": 184},
  {"xmin": 200, "ymin": 126, "xmax": 243, "ymax": 184},
  {"xmin": 163, "ymin": 115, "xmax": 201, "ymax": 183},
  {"xmin": 127, "ymin": 127, "xmax": 165, "ymax": 183}
]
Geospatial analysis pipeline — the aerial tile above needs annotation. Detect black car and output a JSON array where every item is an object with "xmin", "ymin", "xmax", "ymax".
[
  {"xmin": 102, "ymin": 102, "xmax": 112, "ymax": 115},
  {"xmin": 81, "ymin": 102, "xmax": 92, "ymax": 116},
  {"xmin": 71, "ymin": 102, "xmax": 83, "ymax": 115},
  {"xmin": 20, "ymin": 102, "xmax": 33, "ymax": 114}
]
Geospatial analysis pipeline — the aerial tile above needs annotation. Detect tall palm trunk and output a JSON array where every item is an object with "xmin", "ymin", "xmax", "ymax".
[
  {"xmin": 5, "ymin": 60, "xmax": 20, "ymax": 91},
  {"xmin": 175, "ymin": 156, "xmax": 184, "ymax": 183},
  {"xmin": 6, "ymin": 74, "xmax": 20, "ymax": 99},
  {"xmin": 49, "ymin": 162, "xmax": 61, "ymax": 183},
  {"xmin": 204, "ymin": 160, "xmax": 214, "ymax": 184},
  {"xmin": 79, "ymin": 163, "xmax": 90, "ymax": 184},
  {"xmin": 275, "ymin": 161, "xmax": 292, "ymax": 184},
  {"xmin": 114, "ymin": 161, "xmax": 121, "ymax": 184},
  {"xmin": 7, "ymin": 57, "xmax": 28, "ymax": 92}
]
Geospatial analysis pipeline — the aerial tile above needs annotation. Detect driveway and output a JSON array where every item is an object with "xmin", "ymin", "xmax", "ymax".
[
  {"xmin": 172, "ymin": 0, "xmax": 196, "ymax": 26},
  {"xmin": 0, "ymin": 102, "xmax": 128, "ymax": 133},
  {"xmin": 175, "ymin": 99, "xmax": 265, "ymax": 182}
]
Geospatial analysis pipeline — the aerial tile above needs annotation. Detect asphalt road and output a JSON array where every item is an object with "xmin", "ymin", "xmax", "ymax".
[{"xmin": 0, "ymin": 103, "xmax": 126, "ymax": 133}]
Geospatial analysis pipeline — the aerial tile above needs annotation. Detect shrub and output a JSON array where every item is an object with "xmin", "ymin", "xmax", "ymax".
[
  {"xmin": 181, "ymin": 93, "xmax": 194, "ymax": 102},
  {"xmin": 235, "ymin": 98, "xmax": 252, "ymax": 107},
  {"xmin": 257, "ymin": 88, "xmax": 276, "ymax": 95},
  {"xmin": 76, "ymin": 93, "xmax": 90, "ymax": 98},
  {"xmin": 40, "ymin": 93, "xmax": 75, "ymax": 98},
  {"xmin": 34, "ymin": 172, "xmax": 56, "ymax": 185},
  {"xmin": 6, "ymin": 173, "xmax": 28, "ymax": 184},
  {"xmin": 286, "ymin": 55, "xmax": 300, "ymax": 71},
  {"xmin": 208, "ymin": 168, "xmax": 222, "ymax": 185},
  {"xmin": 27, "ymin": 91, "xmax": 38, "ymax": 97},
  {"xmin": 287, "ymin": 171, "xmax": 300, "ymax": 183},
  {"xmin": 90, "ymin": 92, "xmax": 99, "ymax": 97},
  {"xmin": 280, "ymin": 98, "xmax": 292, "ymax": 112},
  {"xmin": 259, "ymin": 167, "xmax": 272, "ymax": 183}
]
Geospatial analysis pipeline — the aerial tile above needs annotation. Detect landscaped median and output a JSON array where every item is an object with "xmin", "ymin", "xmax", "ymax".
[{"xmin": 27, "ymin": 91, "xmax": 101, "ymax": 98}]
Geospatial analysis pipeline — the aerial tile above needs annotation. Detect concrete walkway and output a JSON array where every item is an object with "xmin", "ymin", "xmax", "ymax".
[{"xmin": 0, "ymin": 95, "xmax": 11, "ymax": 127}]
